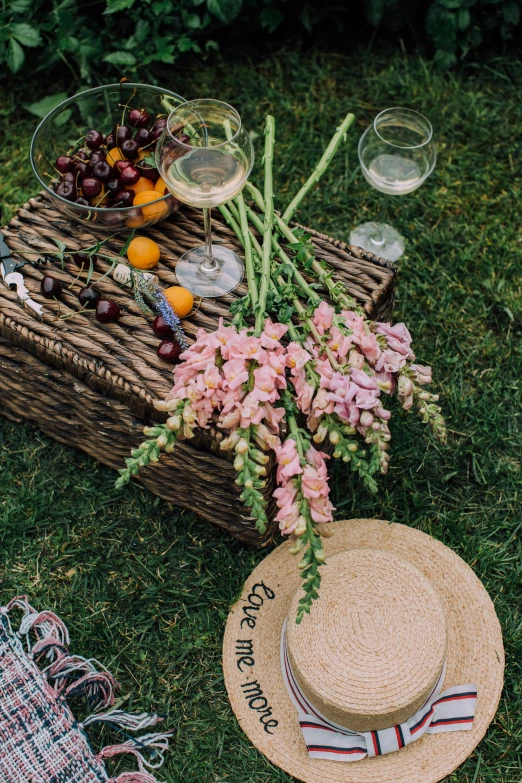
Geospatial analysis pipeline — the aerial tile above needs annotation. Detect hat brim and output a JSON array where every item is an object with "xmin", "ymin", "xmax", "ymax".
[{"xmin": 223, "ymin": 519, "xmax": 504, "ymax": 783}]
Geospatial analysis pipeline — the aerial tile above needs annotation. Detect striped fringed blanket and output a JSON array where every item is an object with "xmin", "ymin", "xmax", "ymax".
[{"xmin": 0, "ymin": 596, "xmax": 172, "ymax": 783}]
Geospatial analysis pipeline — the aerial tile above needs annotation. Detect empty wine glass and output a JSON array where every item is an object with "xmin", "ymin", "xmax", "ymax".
[
  {"xmin": 350, "ymin": 108, "xmax": 436, "ymax": 262},
  {"xmin": 155, "ymin": 99, "xmax": 254, "ymax": 298}
]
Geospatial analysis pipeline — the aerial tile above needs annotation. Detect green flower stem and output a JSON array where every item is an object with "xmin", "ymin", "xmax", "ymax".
[
  {"xmin": 235, "ymin": 193, "xmax": 258, "ymax": 307},
  {"xmin": 255, "ymin": 115, "xmax": 276, "ymax": 336},
  {"xmin": 281, "ymin": 111, "xmax": 355, "ymax": 224},
  {"xmin": 246, "ymin": 180, "xmax": 362, "ymax": 313},
  {"xmin": 244, "ymin": 204, "xmax": 322, "ymax": 307}
]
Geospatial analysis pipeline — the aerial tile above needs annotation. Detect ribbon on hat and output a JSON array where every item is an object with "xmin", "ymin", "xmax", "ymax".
[{"xmin": 281, "ymin": 621, "xmax": 478, "ymax": 762}]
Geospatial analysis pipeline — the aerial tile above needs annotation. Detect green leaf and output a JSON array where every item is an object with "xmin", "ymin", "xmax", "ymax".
[
  {"xmin": 457, "ymin": 7, "xmax": 470, "ymax": 29},
  {"xmin": 260, "ymin": 7, "xmax": 284, "ymax": 32},
  {"xmin": 207, "ymin": 0, "xmax": 242, "ymax": 23},
  {"xmin": 438, "ymin": 0, "xmax": 462, "ymax": 9},
  {"xmin": 426, "ymin": 5, "xmax": 457, "ymax": 50},
  {"xmin": 7, "ymin": 38, "xmax": 25, "ymax": 73},
  {"xmin": 54, "ymin": 109, "xmax": 72, "ymax": 127},
  {"xmin": 103, "ymin": 50, "xmax": 137, "ymax": 65},
  {"xmin": 24, "ymin": 92, "xmax": 68, "ymax": 119},
  {"xmin": 10, "ymin": 23, "xmax": 42, "ymax": 47},
  {"xmin": 104, "ymin": 0, "xmax": 136, "ymax": 12},
  {"xmin": 183, "ymin": 11, "xmax": 202, "ymax": 27},
  {"xmin": 365, "ymin": 0, "xmax": 386, "ymax": 26},
  {"xmin": 9, "ymin": 0, "xmax": 33, "ymax": 13}
]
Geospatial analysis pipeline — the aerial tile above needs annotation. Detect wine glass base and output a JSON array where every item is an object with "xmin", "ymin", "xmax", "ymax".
[
  {"xmin": 175, "ymin": 246, "xmax": 244, "ymax": 298},
  {"xmin": 349, "ymin": 222, "xmax": 405, "ymax": 262}
]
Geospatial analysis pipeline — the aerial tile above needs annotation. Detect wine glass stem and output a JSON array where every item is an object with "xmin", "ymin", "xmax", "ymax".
[
  {"xmin": 201, "ymin": 208, "xmax": 219, "ymax": 273},
  {"xmin": 370, "ymin": 197, "xmax": 389, "ymax": 247}
]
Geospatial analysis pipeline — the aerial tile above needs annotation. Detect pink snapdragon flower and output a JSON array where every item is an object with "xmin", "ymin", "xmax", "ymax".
[
  {"xmin": 261, "ymin": 318, "xmax": 288, "ymax": 349},
  {"xmin": 274, "ymin": 480, "xmax": 300, "ymax": 534},
  {"xmin": 375, "ymin": 322, "xmax": 415, "ymax": 359},
  {"xmin": 222, "ymin": 359, "xmax": 249, "ymax": 390},
  {"xmin": 313, "ymin": 302, "xmax": 335, "ymax": 334},
  {"xmin": 410, "ymin": 364, "xmax": 433, "ymax": 385},
  {"xmin": 275, "ymin": 438, "xmax": 302, "ymax": 482},
  {"xmin": 375, "ymin": 348, "xmax": 407, "ymax": 374},
  {"xmin": 286, "ymin": 342, "xmax": 312, "ymax": 373}
]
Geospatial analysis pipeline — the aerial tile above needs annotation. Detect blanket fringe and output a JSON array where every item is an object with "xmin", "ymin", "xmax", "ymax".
[
  {"xmin": 2, "ymin": 596, "xmax": 172, "ymax": 782},
  {"xmin": 98, "ymin": 732, "xmax": 173, "ymax": 771}
]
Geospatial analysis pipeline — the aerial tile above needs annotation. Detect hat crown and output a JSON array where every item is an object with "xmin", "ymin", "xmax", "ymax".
[{"xmin": 286, "ymin": 548, "xmax": 447, "ymax": 731}]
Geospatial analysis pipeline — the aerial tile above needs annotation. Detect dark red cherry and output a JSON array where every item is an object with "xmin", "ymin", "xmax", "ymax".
[
  {"xmin": 82, "ymin": 178, "xmax": 102, "ymax": 198},
  {"xmin": 93, "ymin": 161, "xmax": 112, "ymax": 182},
  {"xmin": 62, "ymin": 172, "xmax": 75, "ymax": 184},
  {"xmin": 90, "ymin": 149, "xmax": 106, "ymax": 164},
  {"xmin": 56, "ymin": 155, "xmax": 74, "ymax": 173},
  {"xmin": 114, "ymin": 125, "xmax": 132, "ymax": 146},
  {"xmin": 152, "ymin": 127, "xmax": 165, "ymax": 141},
  {"xmin": 106, "ymin": 177, "xmax": 122, "ymax": 196},
  {"xmin": 134, "ymin": 128, "xmax": 152, "ymax": 147},
  {"xmin": 85, "ymin": 129, "xmax": 104, "ymax": 149},
  {"xmin": 119, "ymin": 166, "xmax": 140, "ymax": 186},
  {"xmin": 114, "ymin": 190, "xmax": 134, "ymax": 207},
  {"xmin": 73, "ymin": 252, "xmax": 90, "ymax": 266},
  {"xmin": 152, "ymin": 118, "xmax": 167, "ymax": 131},
  {"xmin": 56, "ymin": 180, "xmax": 76, "ymax": 200},
  {"xmin": 41, "ymin": 276, "xmax": 62, "ymax": 298},
  {"xmin": 121, "ymin": 139, "xmax": 140, "ymax": 160},
  {"xmin": 96, "ymin": 299, "xmax": 120, "ymax": 323},
  {"xmin": 73, "ymin": 150, "xmax": 89, "ymax": 162},
  {"xmin": 157, "ymin": 340, "xmax": 182, "ymax": 362},
  {"xmin": 74, "ymin": 161, "xmax": 92, "ymax": 181},
  {"xmin": 152, "ymin": 315, "xmax": 174, "ymax": 338},
  {"xmin": 78, "ymin": 286, "xmax": 101, "ymax": 308},
  {"xmin": 106, "ymin": 133, "xmax": 116, "ymax": 150},
  {"xmin": 114, "ymin": 160, "xmax": 133, "ymax": 175},
  {"xmin": 75, "ymin": 197, "xmax": 91, "ymax": 206},
  {"xmin": 136, "ymin": 161, "xmax": 159, "ymax": 182},
  {"xmin": 129, "ymin": 108, "xmax": 151, "ymax": 128}
]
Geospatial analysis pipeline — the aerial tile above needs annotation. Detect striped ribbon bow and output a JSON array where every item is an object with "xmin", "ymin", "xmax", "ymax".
[{"xmin": 280, "ymin": 621, "xmax": 477, "ymax": 761}]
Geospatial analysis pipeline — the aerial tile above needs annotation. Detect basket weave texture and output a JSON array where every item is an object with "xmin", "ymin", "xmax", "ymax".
[{"xmin": 0, "ymin": 193, "xmax": 397, "ymax": 545}]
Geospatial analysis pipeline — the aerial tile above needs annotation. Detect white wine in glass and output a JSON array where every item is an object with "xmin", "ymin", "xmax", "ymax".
[
  {"xmin": 350, "ymin": 108, "xmax": 436, "ymax": 262},
  {"xmin": 156, "ymin": 99, "xmax": 254, "ymax": 298}
]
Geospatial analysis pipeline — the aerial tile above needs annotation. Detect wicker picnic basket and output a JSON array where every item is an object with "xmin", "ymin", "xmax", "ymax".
[{"xmin": 0, "ymin": 193, "xmax": 397, "ymax": 545}]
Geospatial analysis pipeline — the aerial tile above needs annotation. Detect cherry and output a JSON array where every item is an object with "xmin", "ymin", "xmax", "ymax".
[
  {"xmin": 152, "ymin": 118, "xmax": 167, "ymax": 131},
  {"xmin": 82, "ymin": 178, "xmax": 102, "ymax": 198},
  {"xmin": 90, "ymin": 149, "xmax": 106, "ymax": 164},
  {"xmin": 114, "ymin": 160, "xmax": 133, "ymax": 174},
  {"xmin": 78, "ymin": 286, "xmax": 101, "ymax": 308},
  {"xmin": 157, "ymin": 340, "xmax": 182, "ymax": 362},
  {"xmin": 62, "ymin": 172, "xmax": 75, "ymax": 184},
  {"xmin": 136, "ymin": 161, "xmax": 159, "ymax": 182},
  {"xmin": 121, "ymin": 139, "xmax": 140, "ymax": 159},
  {"xmin": 113, "ymin": 125, "xmax": 132, "ymax": 146},
  {"xmin": 93, "ymin": 161, "xmax": 112, "ymax": 182},
  {"xmin": 119, "ymin": 166, "xmax": 140, "ymax": 186},
  {"xmin": 73, "ymin": 150, "xmax": 89, "ymax": 162},
  {"xmin": 106, "ymin": 177, "xmax": 122, "ymax": 196},
  {"xmin": 73, "ymin": 252, "xmax": 90, "ymax": 266},
  {"xmin": 76, "ymin": 197, "xmax": 91, "ymax": 206},
  {"xmin": 41, "ymin": 276, "xmax": 62, "ymax": 298},
  {"xmin": 152, "ymin": 127, "xmax": 165, "ymax": 141},
  {"xmin": 114, "ymin": 190, "xmax": 134, "ymax": 207},
  {"xmin": 134, "ymin": 128, "xmax": 152, "ymax": 147},
  {"xmin": 129, "ymin": 108, "xmax": 151, "ymax": 128},
  {"xmin": 86, "ymin": 129, "xmax": 104, "ymax": 149},
  {"xmin": 74, "ymin": 161, "xmax": 92, "ymax": 181},
  {"xmin": 106, "ymin": 133, "xmax": 116, "ymax": 150},
  {"xmin": 96, "ymin": 299, "xmax": 120, "ymax": 323},
  {"xmin": 56, "ymin": 155, "xmax": 74, "ymax": 173},
  {"xmin": 56, "ymin": 180, "xmax": 76, "ymax": 200},
  {"xmin": 152, "ymin": 315, "xmax": 174, "ymax": 338}
]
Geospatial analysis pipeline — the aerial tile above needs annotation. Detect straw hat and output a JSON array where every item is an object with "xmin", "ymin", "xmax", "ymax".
[{"xmin": 223, "ymin": 519, "xmax": 504, "ymax": 783}]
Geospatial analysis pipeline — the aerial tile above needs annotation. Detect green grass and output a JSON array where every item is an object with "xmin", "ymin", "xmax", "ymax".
[{"xmin": 1, "ymin": 47, "xmax": 522, "ymax": 782}]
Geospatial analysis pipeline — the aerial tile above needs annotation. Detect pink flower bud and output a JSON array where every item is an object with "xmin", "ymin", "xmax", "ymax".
[{"xmin": 360, "ymin": 411, "xmax": 374, "ymax": 428}]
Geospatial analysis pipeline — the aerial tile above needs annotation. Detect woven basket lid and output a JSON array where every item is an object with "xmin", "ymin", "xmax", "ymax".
[
  {"xmin": 223, "ymin": 519, "xmax": 504, "ymax": 783},
  {"xmin": 286, "ymin": 549, "xmax": 447, "ymax": 732}
]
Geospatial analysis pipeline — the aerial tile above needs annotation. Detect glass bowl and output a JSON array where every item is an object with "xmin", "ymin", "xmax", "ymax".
[{"xmin": 30, "ymin": 83, "xmax": 185, "ymax": 233}]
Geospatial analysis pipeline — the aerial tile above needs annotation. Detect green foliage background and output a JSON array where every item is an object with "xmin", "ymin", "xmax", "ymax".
[
  {"xmin": 0, "ymin": 0, "xmax": 521, "ymax": 81},
  {"xmin": 1, "ymin": 46, "xmax": 522, "ymax": 781}
]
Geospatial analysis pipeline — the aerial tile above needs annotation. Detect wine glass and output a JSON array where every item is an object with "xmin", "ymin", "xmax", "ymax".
[
  {"xmin": 350, "ymin": 108, "xmax": 436, "ymax": 262},
  {"xmin": 155, "ymin": 99, "xmax": 254, "ymax": 298}
]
